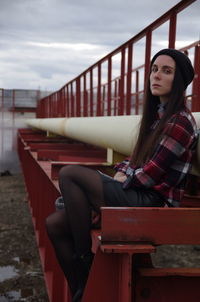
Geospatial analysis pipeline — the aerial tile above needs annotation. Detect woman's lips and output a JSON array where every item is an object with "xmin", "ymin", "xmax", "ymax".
[{"xmin": 152, "ymin": 84, "xmax": 161, "ymax": 87}]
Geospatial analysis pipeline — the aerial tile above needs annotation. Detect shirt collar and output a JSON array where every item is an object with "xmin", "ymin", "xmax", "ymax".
[{"xmin": 157, "ymin": 102, "xmax": 167, "ymax": 119}]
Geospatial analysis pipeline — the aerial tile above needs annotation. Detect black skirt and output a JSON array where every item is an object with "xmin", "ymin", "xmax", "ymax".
[{"xmin": 98, "ymin": 172, "xmax": 164, "ymax": 207}]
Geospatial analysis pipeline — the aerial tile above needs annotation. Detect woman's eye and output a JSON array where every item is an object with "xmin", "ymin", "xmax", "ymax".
[
  {"xmin": 163, "ymin": 68, "xmax": 172, "ymax": 74},
  {"xmin": 164, "ymin": 68, "xmax": 171, "ymax": 74},
  {"xmin": 151, "ymin": 66, "xmax": 157, "ymax": 72}
]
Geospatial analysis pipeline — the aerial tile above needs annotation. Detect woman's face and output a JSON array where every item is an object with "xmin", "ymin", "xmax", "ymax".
[{"xmin": 150, "ymin": 55, "xmax": 176, "ymax": 103}]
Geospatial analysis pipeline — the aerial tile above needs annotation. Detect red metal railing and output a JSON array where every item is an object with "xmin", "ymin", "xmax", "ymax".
[{"xmin": 36, "ymin": 0, "xmax": 200, "ymax": 119}]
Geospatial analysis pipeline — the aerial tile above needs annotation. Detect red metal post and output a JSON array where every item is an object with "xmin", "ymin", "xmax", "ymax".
[
  {"xmin": 114, "ymin": 80, "xmax": 117, "ymax": 116},
  {"xmin": 12, "ymin": 90, "xmax": 15, "ymax": 150},
  {"xmin": 192, "ymin": 44, "xmax": 200, "ymax": 111},
  {"xmin": 76, "ymin": 78, "xmax": 81, "ymax": 117},
  {"xmin": 119, "ymin": 48, "xmax": 125, "ymax": 115},
  {"xmin": 70, "ymin": 83, "xmax": 74, "ymax": 117},
  {"xmin": 90, "ymin": 69, "xmax": 93, "ymax": 117},
  {"xmin": 60, "ymin": 89, "xmax": 64, "ymax": 117},
  {"xmin": 168, "ymin": 12, "xmax": 177, "ymax": 49},
  {"xmin": 52, "ymin": 95, "xmax": 55, "ymax": 117},
  {"xmin": 83, "ymin": 73, "xmax": 88, "ymax": 117},
  {"xmin": 107, "ymin": 57, "xmax": 112, "ymax": 116},
  {"xmin": 49, "ymin": 96, "xmax": 52, "ymax": 117},
  {"xmin": 58, "ymin": 90, "xmax": 62, "ymax": 117},
  {"xmin": 126, "ymin": 43, "xmax": 133, "ymax": 115},
  {"xmin": 144, "ymin": 30, "xmax": 152, "ymax": 89},
  {"xmin": 66, "ymin": 85, "xmax": 70, "ymax": 117},
  {"xmin": 135, "ymin": 70, "xmax": 139, "ymax": 115},
  {"xmin": 0, "ymin": 89, "xmax": 4, "ymax": 162},
  {"xmin": 55, "ymin": 93, "xmax": 58, "ymax": 117},
  {"xmin": 97, "ymin": 64, "xmax": 102, "ymax": 116},
  {"xmin": 62, "ymin": 87, "xmax": 66, "ymax": 117},
  {"xmin": 102, "ymin": 85, "xmax": 106, "ymax": 115}
]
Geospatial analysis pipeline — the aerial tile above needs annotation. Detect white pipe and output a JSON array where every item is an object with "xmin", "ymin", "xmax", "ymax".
[
  {"xmin": 26, "ymin": 115, "xmax": 141, "ymax": 156},
  {"xmin": 26, "ymin": 113, "xmax": 200, "ymax": 175}
]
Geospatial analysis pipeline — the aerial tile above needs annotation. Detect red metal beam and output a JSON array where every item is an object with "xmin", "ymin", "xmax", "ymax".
[
  {"xmin": 168, "ymin": 12, "xmax": 177, "ymax": 48},
  {"xmin": 192, "ymin": 44, "xmax": 200, "ymax": 111}
]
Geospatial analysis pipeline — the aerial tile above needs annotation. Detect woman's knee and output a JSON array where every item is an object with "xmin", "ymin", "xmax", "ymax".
[
  {"xmin": 45, "ymin": 210, "xmax": 67, "ymax": 237},
  {"xmin": 45, "ymin": 214, "xmax": 56, "ymax": 237},
  {"xmin": 59, "ymin": 165, "xmax": 80, "ymax": 183}
]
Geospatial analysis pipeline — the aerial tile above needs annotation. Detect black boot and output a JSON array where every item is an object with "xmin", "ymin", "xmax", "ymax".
[{"xmin": 72, "ymin": 252, "xmax": 94, "ymax": 302}]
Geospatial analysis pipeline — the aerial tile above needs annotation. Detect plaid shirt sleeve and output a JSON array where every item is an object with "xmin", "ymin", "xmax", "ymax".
[
  {"xmin": 130, "ymin": 113, "xmax": 196, "ymax": 188},
  {"xmin": 114, "ymin": 158, "xmax": 130, "ymax": 174}
]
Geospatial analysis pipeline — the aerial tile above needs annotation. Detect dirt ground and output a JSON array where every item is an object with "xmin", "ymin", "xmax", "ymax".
[
  {"xmin": 0, "ymin": 173, "xmax": 200, "ymax": 302},
  {"xmin": 0, "ymin": 173, "xmax": 49, "ymax": 302}
]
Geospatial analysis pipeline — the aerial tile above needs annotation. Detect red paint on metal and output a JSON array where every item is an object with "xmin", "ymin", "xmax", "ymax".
[
  {"xmin": 97, "ymin": 63, "xmax": 102, "ymax": 116},
  {"xmin": 76, "ymin": 78, "xmax": 81, "ymax": 117},
  {"xmin": 135, "ymin": 70, "xmax": 139, "ymax": 114},
  {"xmin": 89, "ymin": 69, "xmax": 93, "ymax": 116},
  {"xmin": 18, "ymin": 127, "xmax": 200, "ymax": 302},
  {"xmin": 168, "ymin": 12, "xmax": 177, "ymax": 48},
  {"xmin": 126, "ymin": 43, "xmax": 133, "ymax": 115},
  {"xmin": 107, "ymin": 57, "xmax": 112, "ymax": 116},
  {"xmin": 101, "ymin": 207, "xmax": 200, "ymax": 245},
  {"xmin": 135, "ymin": 275, "xmax": 200, "ymax": 301},
  {"xmin": 119, "ymin": 48, "xmax": 125, "ymax": 115},
  {"xmin": 144, "ymin": 30, "xmax": 152, "ymax": 89},
  {"xmin": 192, "ymin": 44, "xmax": 200, "ymax": 111}
]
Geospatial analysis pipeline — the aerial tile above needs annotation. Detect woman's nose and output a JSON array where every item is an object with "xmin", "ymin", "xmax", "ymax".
[{"xmin": 154, "ymin": 70, "xmax": 161, "ymax": 79}]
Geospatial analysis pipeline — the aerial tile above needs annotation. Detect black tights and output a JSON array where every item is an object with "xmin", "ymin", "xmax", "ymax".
[{"xmin": 46, "ymin": 165, "xmax": 104, "ymax": 296}]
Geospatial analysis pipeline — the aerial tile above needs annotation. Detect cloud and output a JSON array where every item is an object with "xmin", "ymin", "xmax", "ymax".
[{"xmin": 0, "ymin": 0, "xmax": 199, "ymax": 91}]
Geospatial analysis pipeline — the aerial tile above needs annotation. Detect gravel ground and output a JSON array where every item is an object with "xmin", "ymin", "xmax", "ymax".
[
  {"xmin": 0, "ymin": 173, "xmax": 49, "ymax": 302},
  {"xmin": 0, "ymin": 173, "xmax": 199, "ymax": 302}
]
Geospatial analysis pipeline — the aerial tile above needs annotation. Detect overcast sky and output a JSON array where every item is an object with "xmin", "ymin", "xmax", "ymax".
[{"xmin": 0, "ymin": 0, "xmax": 199, "ymax": 93}]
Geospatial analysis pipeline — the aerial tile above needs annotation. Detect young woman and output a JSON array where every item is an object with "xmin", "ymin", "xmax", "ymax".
[{"xmin": 46, "ymin": 49, "xmax": 198, "ymax": 302}]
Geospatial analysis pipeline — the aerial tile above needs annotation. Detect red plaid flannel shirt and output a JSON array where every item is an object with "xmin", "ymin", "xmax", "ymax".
[{"xmin": 114, "ymin": 107, "xmax": 198, "ymax": 206}]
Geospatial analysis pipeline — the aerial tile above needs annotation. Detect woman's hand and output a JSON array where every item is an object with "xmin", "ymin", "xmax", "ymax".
[{"xmin": 113, "ymin": 172, "xmax": 127, "ymax": 183}]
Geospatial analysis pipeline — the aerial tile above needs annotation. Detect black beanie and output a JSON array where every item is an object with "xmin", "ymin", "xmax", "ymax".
[{"xmin": 151, "ymin": 48, "xmax": 194, "ymax": 89}]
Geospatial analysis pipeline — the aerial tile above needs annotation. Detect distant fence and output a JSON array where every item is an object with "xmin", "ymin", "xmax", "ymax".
[
  {"xmin": 36, "ymin": 0, "xmax": 200, "ymax": 118},
  {"xmin": 0, "ymin": 89, "xmax": 50, "ymax": 173}
]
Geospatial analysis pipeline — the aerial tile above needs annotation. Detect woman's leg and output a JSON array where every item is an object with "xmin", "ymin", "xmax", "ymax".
[
  {"xmin": 58, "ymin": 165, "xmax": 104, "ymax": 258},
  {"xmin": 58, "ymin": 165, "xmax": 105, "ymax": 301},
  {"xmin": 45, "ymin": 210, "xmax": 78, "ymax": 296}
]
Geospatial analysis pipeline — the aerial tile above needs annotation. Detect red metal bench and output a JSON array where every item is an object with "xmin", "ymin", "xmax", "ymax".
[
  {"xmin": 17, "ymin": 129, "xmax": 200, "ymax": 302},
  {"xmin": 83, "ymin": 207, "xmax": 200, "ymax": 302}
]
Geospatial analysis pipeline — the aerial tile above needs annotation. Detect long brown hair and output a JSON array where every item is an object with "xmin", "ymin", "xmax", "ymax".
[{"xmin": 130, "ymin": 64, "xmax": 185, "ymax": 166}]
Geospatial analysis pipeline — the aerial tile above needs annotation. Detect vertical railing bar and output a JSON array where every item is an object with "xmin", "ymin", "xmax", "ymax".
[
  {"xmin": 97, "ymin": 64, "xmax": 101, "ymax": 116},
  {"xmin": 66, "ymin": 85, "xmax": 70, "ymax": 117},
  {"xmin": 119, "ymin": 48, "xmax": 125, "ymax": 115},
  {"xmin": 135, "ymin": 70, "xmax": 139, "ymax": 115},
  {"xmin": 90, "ymin": 69, "xmax": 93, "ymax": 117},
  {"xmin": 168, "ymin": 12, "xmax": 177, "ymax": 48},
  {"xmin": 76, "ymin": 78, "xmax": 81, "ymax": 117},
  {"xmin": 102, "ymin": 85, "xmax": 106, "ymax": 115},
  {"xmin": 114, "ymin": 80, "xmax": 117, "ymax": 116},
  {"xmin": 83, "ymin": 74, "xmax": 88, "ymax": 117},
  {"xmin": 107, "ymin": 57, "xmax": 112, "ymax": 116},
  {"xmin": 192, "ymin": 44, "xmax": 200, "ymax": 111},
  {"xmin": 126, "ymin": 44, "xmax": 133, "ymax": 115},
  {"xmin": 117, "ymin": 79, "xmax": 121, "ymax": 116},
  {"xmin": 144, "ymin": 30, "xmax": 152, "ymax": 91},
  {"xmin": 70, "ymin": 83, "xmax": 74, "ymax": 117}
]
